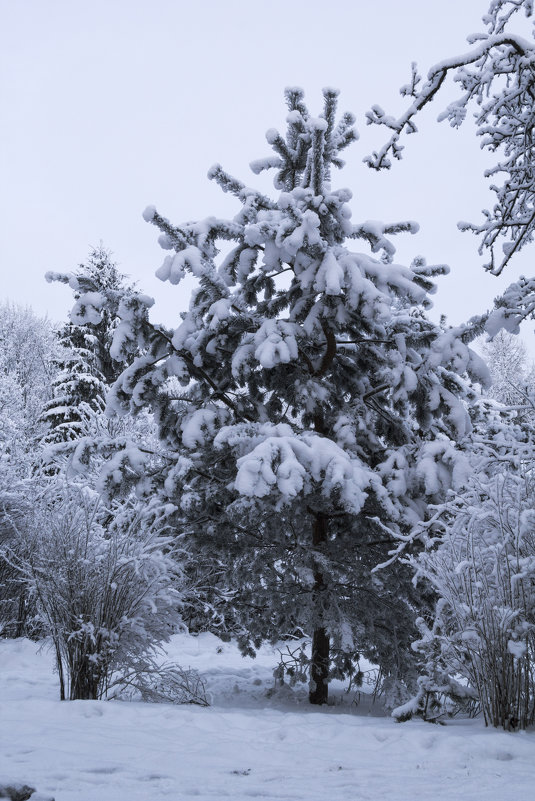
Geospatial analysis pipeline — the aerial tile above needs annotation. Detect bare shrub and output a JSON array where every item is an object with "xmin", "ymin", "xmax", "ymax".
[
  {"xmin": 113, "ymin": 662, "xmax": 209, "ymax": 706},
  {"xmin": 3, "ymin": 484, "xmax": 185, "ymax": 700},
  {"xmin": 0, "ymin": 490, "xmax": 35, "ymax": 638},
  {"xmin": 412, "ymin": 471, "xmax": 535, "ymax": 729}
]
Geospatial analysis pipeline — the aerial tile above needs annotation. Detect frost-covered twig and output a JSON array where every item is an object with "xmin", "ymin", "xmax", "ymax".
[{"xmin": 365, "ymin": 1, "xmax": 535, "ymax": 275}]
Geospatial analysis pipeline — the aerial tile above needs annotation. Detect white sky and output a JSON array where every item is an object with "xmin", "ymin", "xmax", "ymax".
[{"xmin": 1, "ymin": 0, "xmax": 534, "ymax": 346}]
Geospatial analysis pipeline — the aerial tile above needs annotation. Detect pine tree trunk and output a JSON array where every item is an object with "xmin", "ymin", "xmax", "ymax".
[
  {"xmin": 309, "ymin": 512, "xmax": 330, "ymax": 705},
  {"xmin": 310, "ymin": 625, "xmax": 330, "ymax": 704}
]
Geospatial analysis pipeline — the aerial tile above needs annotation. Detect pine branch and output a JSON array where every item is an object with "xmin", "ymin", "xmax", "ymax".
[
  {"xmin": 146, "ymin": 322, "xmax": 255, "ymax": 423},
  {"xmin": 208, "ymin": 164, "xmax": 277, "ymax": 211}
]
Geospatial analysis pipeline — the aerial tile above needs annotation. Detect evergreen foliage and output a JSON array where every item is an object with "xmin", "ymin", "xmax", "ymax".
[
  {"xmin": 39, "ymin": 323, "xmax": 107, "ymax": 452},
  {"xmin": 40, "ymin": 246, "xmax": 134, "ymax": 465},
  {"xmin": 70, "ymin": 89, "xmax": 489, "ymax": 704}
]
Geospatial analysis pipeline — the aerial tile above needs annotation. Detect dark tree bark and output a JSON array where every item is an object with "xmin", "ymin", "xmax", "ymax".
[
  {"xmin": 14, "ymin": 590, "xmax": 27, "ymax": 638},
  {"xmin": 309, "ymin": 625, "xmax": 330, "ymax": 704},
  {"xmin": 309, "ymin": 511, "xmax": 330, "ymax": 705}
]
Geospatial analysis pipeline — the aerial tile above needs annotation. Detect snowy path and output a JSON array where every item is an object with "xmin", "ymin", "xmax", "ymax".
[{"xmin": 1, "ymin": 636, "xmax": 534, "ymax": 800}]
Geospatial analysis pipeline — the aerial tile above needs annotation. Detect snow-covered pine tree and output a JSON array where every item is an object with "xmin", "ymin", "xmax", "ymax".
[
  {"xmin": 40, "ymin": 246, "xmax": 134, "ymax": 464},
  {"xmin": 72, "ymin": 88, "xmax": 488, "ymax": 704}
]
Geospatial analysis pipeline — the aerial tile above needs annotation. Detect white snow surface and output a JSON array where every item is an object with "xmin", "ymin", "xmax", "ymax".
[{"xmin": 1, "ymin": 633, "xmax": 534, "ymax": 800}]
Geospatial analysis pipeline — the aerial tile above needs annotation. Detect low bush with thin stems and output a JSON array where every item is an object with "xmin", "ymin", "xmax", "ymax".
[
  {"xmin": 2, "ymin": 484, "xmax": 197, "ymax": 702},
  {"xmin": 410, "ymin": 470, "xmax": 535, "ymax": 729}
]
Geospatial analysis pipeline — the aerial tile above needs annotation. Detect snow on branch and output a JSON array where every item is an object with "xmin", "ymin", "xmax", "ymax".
[
  {"xmin": 486, "ymin": 273, "xmax": 535, "ymax": 333},
  {"xmin": 365, "ymin": 1, "xmax": 535, "ymax": 274},
  {"xmin": 350, "ymin": 219, "xmax": 420, "ymax": 262},
  {"xmin": 208, "ymin": 163, "xmax": 277, "ymax": 211},
  {"xmin": 217, "ymin": 424, "xmax": 374, "ymax": 513}
]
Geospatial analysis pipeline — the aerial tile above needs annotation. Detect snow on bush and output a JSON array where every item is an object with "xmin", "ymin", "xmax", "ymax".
[
  {"xmin": 2, "ymin": 484, "xmax": 186, "ymax": 701},
  {"xmin": 408, "ymin": 469, "xmax": 535, "ymax": 729}
]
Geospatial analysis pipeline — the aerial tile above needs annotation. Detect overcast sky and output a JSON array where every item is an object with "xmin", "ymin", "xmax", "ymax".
[{"xmin": 2, "ymin": 0, "xmax": 534, "ymax": 346}]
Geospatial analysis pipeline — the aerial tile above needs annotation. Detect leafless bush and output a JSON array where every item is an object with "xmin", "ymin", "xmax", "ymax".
[
  {"xmin": 412, "ymin": 471, "xmax": 535, "ymax": 729},
  {"xmin": 0, "ymin": 490, "xmax": 34, "ymax": 638},
  {"xmin": 2, "ymin": 484, "xmax": 185, "ymax": 700},
  {"xmin": 113, "ymin": 662, "xmax": 209, "ymax": 706}
]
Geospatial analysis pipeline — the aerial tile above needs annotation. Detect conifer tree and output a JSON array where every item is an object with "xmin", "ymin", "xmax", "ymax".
[
  {"xmin": 40, "ymin": 323, "xmax": 107, "ymax": 454},
  {"xmin": 72, "ymin": 89, "xmax": 488, "ymax": 704},
  {"xmin": 41, "ymin": 246, "xmax": 133, "ymax": 463}
]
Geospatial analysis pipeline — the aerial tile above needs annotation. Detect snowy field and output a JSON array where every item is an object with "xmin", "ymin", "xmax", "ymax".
[{"xmin": 1, "ymin": 634, "xmax": 534, "ymax": 801}]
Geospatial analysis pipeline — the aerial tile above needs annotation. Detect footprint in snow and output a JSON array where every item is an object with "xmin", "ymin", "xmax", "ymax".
[
  {"xmin": 138, "ymin": 774, "xmax": 171, "ymax": 782},
  {"xmin": 494, "ymin": 751, "xmax": 514, "ymax": 761},
  {"xmin": 84, "ymin": 766, "xmax": 120, "ymax": 775},
  {"xmin": 421, "ymin": 735, "xmax": 436, "ymax": 750},
  {"xmin": 81, "ymin": 706, "xmax": 104, "ymax": 718},
  {"xmin": 372, "ymin": 732, "xmax": 390, "ymax": 743}
]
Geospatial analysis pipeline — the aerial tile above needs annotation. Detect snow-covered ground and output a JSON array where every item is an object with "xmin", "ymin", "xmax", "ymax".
[{"xmin": 1, "ymin": 633, "xmax": 534, "ymax": 801}]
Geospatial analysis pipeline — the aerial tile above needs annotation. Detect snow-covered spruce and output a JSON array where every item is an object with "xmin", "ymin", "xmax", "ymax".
[
  {"xmin": 38, "ymin": 325, "xmax": 107, "ymax": 461},
  {"xmin": 72, "ymin": 88, "xmax": 488, "ymax": 705},
  {"xmin": 40, "ymin": 246, "xmax": 136, "ymax": 470}
]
